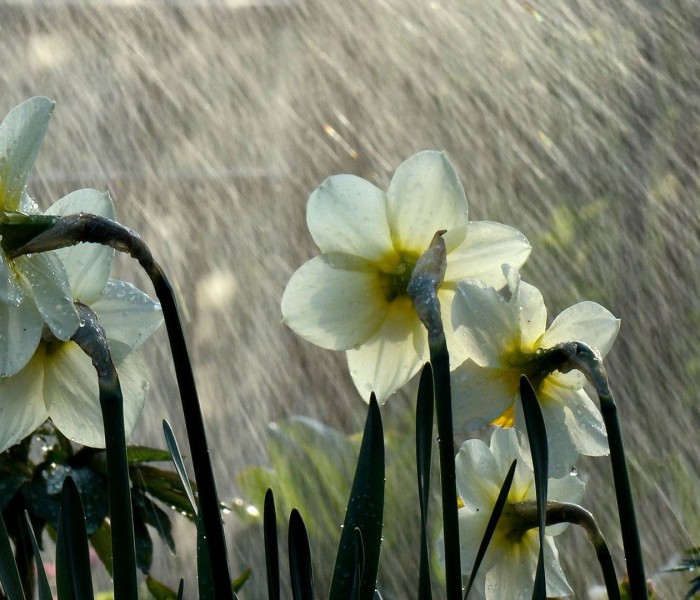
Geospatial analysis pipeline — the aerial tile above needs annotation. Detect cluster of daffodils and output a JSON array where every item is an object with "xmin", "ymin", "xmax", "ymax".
[
  {"xmin": 0, "ymin": 98, "xmax": 162, "ymax": 452},
  {"xmin": 282, "ymin": 150, "xmax": 619, "ymax": 594}
]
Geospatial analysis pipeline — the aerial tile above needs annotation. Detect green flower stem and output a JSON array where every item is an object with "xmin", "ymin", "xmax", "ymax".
[
  {"xmin": 513, "ymin": 500, "xmax": 621, "ymax": 600},
  {"xmin": 408, "ymin": 232, "xmax": 462, "ymax": 600},
  {"xmin": 558, "ymin": 342, "xmax": 648, "ymax": 600},
  {"xmin": 71, "ymin": 304, "xmax": 138, "ymax": 600},
  {"xmin": 12, "ymin": 214, "xmax": 235, "ymax": 600}
]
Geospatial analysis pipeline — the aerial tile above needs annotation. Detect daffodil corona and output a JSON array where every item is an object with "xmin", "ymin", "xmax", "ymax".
[
  {"xmin": 456, "ymin": 428, "xmax": 583, "ymax": 600},
  {"xmin": 281, "ymin": 151, "xmax": 531, "ymax": 401},
  {"xmin": 0, "ymin": 190, "xmax": 163, "ymax": 452},
  {"xmin": 450, "ymin": 267, "xmax": 620, "ymax": 476}
]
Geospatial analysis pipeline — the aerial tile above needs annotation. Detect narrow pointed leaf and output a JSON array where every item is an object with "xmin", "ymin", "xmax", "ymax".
[
  {"xmin": 197, "ymin": 509, "xmax": 214, "ymax": 599},
  {"xmin": 24, "ymin": 512, "xmax": 53, "ymax": 600},
  {"xmin": 178, "ymin": 579, "xmax": 185, "ymax": 600},
  {"xmin": 264, "ymin": 489, "xmax": 280, "ymax": 600},
  {"xmin": 0, "ymin": 511, "xmax": 24, "ymax": 600},
  {"xmin": 416, "ymin": 363, "xmax": 434, "ymax": 600},
  {"xmin": 56, "ymin": 476, "xmax": 94, "ymax": 600},
  {"xmin": 519, "ymin": 376, "xmax": 547, "ymax": 600},
  {"xmin": 464, "ymin": 459, "xmax": 517, "ymax": 599},
  {"xmin": 289, "ymin": 509, "xmax": 314, "ymax": 600},
  {"xmin": 350, "ymin": 528, "xmax": 365, "ymax": 600},
  {"xmin": 330, "ymin": 394, "xmax": 384, "ymax": 600},
  {"xmin": 163, "ymin": 420, "xmax": 198, "ymax": 516}
]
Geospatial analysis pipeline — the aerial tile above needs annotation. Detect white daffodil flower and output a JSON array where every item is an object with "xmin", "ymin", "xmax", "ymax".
[
  {"xmin": 281, "ymin": 151, "xmax": 531, "ymax": 402},
  {"xmin": 0, "ymin": 190, "xmax": 163, "ymax": 452},
  {"xmin": 0, "ymin": 97, "xmax": 80, "ymax": 377},
  {"xmin": 457, "ymin": 428, "xmax": 584, "ymax": 600},
  {"xmin": 451, "ymin": 267, "xmax": 620, "ymax": 476}
]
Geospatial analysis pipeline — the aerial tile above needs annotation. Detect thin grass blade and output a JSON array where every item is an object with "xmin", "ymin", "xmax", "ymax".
[
  {"xmin": 416, "ymin": 363, "xmax": 434, "ymax": 600},
  {"xmin": 264, "ymin": 489, "xmax": 280, "ymax": 600},
  {"xmin": 0, "ymin": 511, "xmax": 24, "ymax": 600},
  {"xmin": 519, "ymin": 376, "xmax": 547, "ymax": 600},
  {"xmin": 288, "ymin": 509, "xmax": 314, "ymax": 600},
  {"xmin": 23, "ymin": 512, "xmax": 52, "ymax": 600},
  {"xmin": 464, "ymin": 459, "xmax": 517, "ymax": 599},
  {"xmin": 163, "ymin": 419, "xmax": 198, "ymax": 516},
  {"xmin": 329, "ymin": 394, "xmax": 385, "ymax": 600}
]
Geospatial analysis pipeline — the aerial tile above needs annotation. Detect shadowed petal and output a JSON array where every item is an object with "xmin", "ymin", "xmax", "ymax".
[
  {"xmin": 346, "ymin": 296, "xmax": 423, "ymax": 402},
  {"xmin": 307, "ymin": 175, "xmax": 396, "ymax": 264},
  {"xmin": 386, "ymin": 151, "xmax": 468, "ymax": 254},
  {"xmin": 0, "ymin": 353, "xmax": 48, "ymax": 452},
  {"xmin": 0, "ymin": 251, "xmax": 24, "ymax": 306},
  {"xmin": 46, "ymin": 189, "xmax": 115, "ymax": 303},
  {"xmin": 281, "ymin": 254, "xmax": 388, "ymax": 351},
  {"xmin": 455, "ymin": 438, "xmax": 502, "ymax": 510},
  {"xmin": 0, "ymin": 295, "xmax": 43, "ymax": 377},
  {"xmin": 15, "ymin": 253, "xmax": 79, "ymax": 341}
]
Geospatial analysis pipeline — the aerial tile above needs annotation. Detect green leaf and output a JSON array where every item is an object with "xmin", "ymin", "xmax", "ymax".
[
  {"xmin": 519, "ymin": 376, "xmax": 548, "ymax": 600},
  {"xmin": 130, "ymin": 465, "xmax": 196, "ymax": 520},
  {"xmin": 146, "ymin": 575, "xmax": 179, "ymax": 600},
  {"xmin": 23, "ymin": 511, "xmax": 53, "ymax": 600},
  {"xmin": 197, "ymin": 508, "xmax": 214, "ymax": 599},
  {"xmin": 329, "ymin": 394, "xmax": 384, "ymax": 600},
  {"xmin": 232, "ymin": 568, "xmax": 251, "ymax": 592},
  {"xmin": 126, "ymin": 446, "xmax": 173, "ymax": 464},
  {"xmin": 415, "ymin": 364, "xmax": 434, "ymax": 600},
  {"xmin": 288, "ymin": 509, "xmax": 314, "ymax": 600},
  {"xmin": 0, "ymin": 474, "xmax": 27, "ymax": 511},
  {"xmin": 0, "ymin": 511, "xmax": 25, "ymax": 600},
  {"xmin": 89, "ymin": 521, "xmax": 113, "ymax": 576},
  {"xmin": 133, "ymin": 506, "xmax": 154, "ymax": 574},
  {"xmin": 162, "ymin": 420, "xmax": 198, "ymax": 516},
  {"xmin": 133, "ymin": 489, "xmax": 176, "ymax": 554},
  {"xmin": 264, "ymin": 489, "xmax": 280, "ymax": 600},
  {"xmin": 56, "ymin": 476, "xmax": 94, "ymax": 600},
  {"xmin": 464, "ymin": 459, "xmax": 517, "ymax": 599}
]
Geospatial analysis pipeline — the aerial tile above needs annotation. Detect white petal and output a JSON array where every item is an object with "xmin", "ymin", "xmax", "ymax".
[
  {"xmin": 91, "ymin": 280, "xmax": 163, "ymax": 353},
  {"xmin": 306, "ymin": 175, "xmax": 396, "ymax": 264},
  {"xmin": 0, "ymin": 97, "xmax": 53, "ymax": 212},
  {"xmin": 445, "ymin": 221, "xmax": 531, "ymax": 288},
  {"xmin": 538, "ymin": 301, "xmax": 620, "ymax": 357},
  {"xmin": 438, "ymin": 287, "xmax": 469, "ymax": 367},
  {"xmin": 452, "ymin": 280, "xmax": 519, "ymax": 367},
  {"xmin": 346, "ymin": 297, "xmax": 424, "ymax": 402},
  {"xmin": 457, "ymin": 505, "xmax": 491, "ymax": 574},
  {"xmin": 455, "ymin": 438, "xmax": 502, "ymax": 510},
  {"xmin": 451, "ymin": 361, "xmax": 518, "ymax": 431},
  {"xmin": 484, "ymin": 532, "xmax": 539, "ymax": 600},
  {"xmin": 0, "ymin": 251, "xmax": 23, "ymax": 306},
  {"xmin": 0, "ymin": 353, "xmax": 49, "ymax": 453},
  {"xmin": 45, "ymin": 189, "xmax": 115, "ymax": 304},
  {"xmin": 544, "ymin": 537, "xmax": 574, "ymax": 598},
  {"xmin": 281, "ymin": 254, "xmax": 388, "ymax": 351},
  {"xmin": 386, "ymin": 151, "xmax": 468, "ymax": 254},
  {"xmin": 44, "ymin": 342, "xmax": 149, "ymax": 447},
  {"xmin": 0, "ymin": 295, "xmax": 43, "ymax": 377},
  {"xmin": 15, "ymin": 253, "xmax": 79, "ymax": 341},
  {"xmin": 543, "ymin": 378, "xmax": 609, "ymax": 458},
  {"xmin": 513, "ymin": 280, "xmax": 547, "ymax": 351}
]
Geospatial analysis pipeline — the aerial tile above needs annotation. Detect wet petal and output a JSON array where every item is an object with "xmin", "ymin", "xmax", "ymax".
[
  {"xmin": 386, "ymin": 151, "xmax": 468, "ymax": 254},
  {"xmin": 346, "ymin": 297, "xmax": 424, "ymax": 402},
  {"xmin": 484, "ymin": 533, "xmax": 539, "ymax": 600},
  {"xmin": 452, "ymin": 280, "xmax": 519, "ymax": 367},
  {"xmin": 0, "ymin": 250, "xmax": 23, "ymax": 306},
  {"xmin": 15, "ymin": 253, "xmax": 79, "ymax": 340},
  {"xmin": 44, "ymin": 342, "xmax": 148, "ymax": 447},
  {"xmin": 0, "ymin": 352, "xmax": 48, "ymax": 453},
  {"xmin": 0, "ymin": 97, "xmax": 53, "ymax": 212},
  {"xmin": 458, "ymin": 505, "xmax": 490, "ymax": 574},
  {"xmin": 0, "ymin": 296, "xmax": 43, "ymax": 377},
  {"xmin": 544, "ymin": 538, "xmax": 574, "ymax": 598},
  {"xmin": 306, "ymin": 175, "xmax": 396, "ymax": 263},
  {"xmin": 455, "ymin": 438, "xmax": 502, "ymax": 510},
  {"xmin": 281, "ymin": 254, "xmax": 388, "ymax": 351},
  {"xmin": 538, "ymin": 301, "xmax": 620, "ymax": 357},
  {"xmin": 512, "ymin": 279, "xmax": 547, "ymax": 351},
  {"xmin": 451, "ymin": 361, "xmax": 518, "ymax": 431},
  {"xmin": 45, "ymin": 189, "xmax": 115, "ymax": 303},
  {"xmin": 543, "ymin": 378, "xmax": 608, "ymax": 458},
  {"xmin": 91, "ymin": 280, "xmax": 163, "ymax": 354},
  {"xmin": 445, "ymin": 221, "xmax": 531, "ymax": 287}
]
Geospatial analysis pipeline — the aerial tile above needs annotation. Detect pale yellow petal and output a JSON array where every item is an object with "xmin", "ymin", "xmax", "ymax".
[
  {"xmin": 281, "ymin": 254, "xmax": 388, "ymax": 351},
  {"xmin": 386, "ymin": 151, "xmax": 468, "ymax": 254},
  {"xmin": 346, "ymin": 297, "xmax": 424, "ymax": 402}
]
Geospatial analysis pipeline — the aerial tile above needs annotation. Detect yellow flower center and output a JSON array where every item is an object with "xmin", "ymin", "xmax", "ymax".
[{"xmin": 378, "ymin": 251, "xmax": 420, "ymax": 303}]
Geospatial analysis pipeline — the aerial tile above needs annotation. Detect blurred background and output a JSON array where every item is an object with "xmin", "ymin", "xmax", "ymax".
[{"xmin": 1, "ymin": 0, "xmax": 698, "ymax": 597}]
